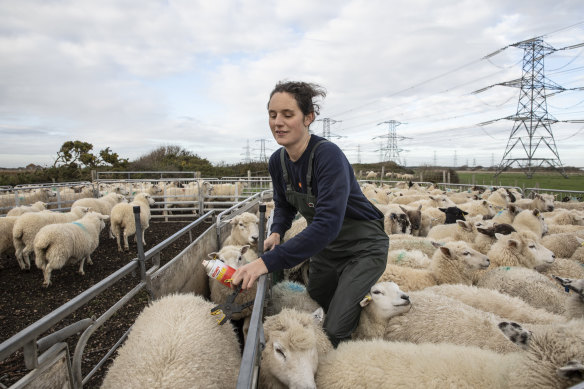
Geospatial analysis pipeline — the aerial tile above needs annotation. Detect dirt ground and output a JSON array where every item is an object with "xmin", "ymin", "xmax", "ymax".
[{"xmin": 0, "ymin": 218, "xmax": 211, "ymax": 388}]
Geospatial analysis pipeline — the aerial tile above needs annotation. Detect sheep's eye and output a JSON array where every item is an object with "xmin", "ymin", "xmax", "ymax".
[
  {"xmin": 239, "ymin": 222, "xmax": 244, "ymax": 227},
  {"xmin": 275, "ymin": 347, "xmax": 286, "ymax": 360},
  {"xmin": 372, "ymin": 290, "xmax": 382, "ymax": 295},
  {"xmin": 529, "ymin": 245, "xmax": 536, "ymax": 249},
  {"xmin": 463, "ymin": 252, "xmax": 470, "ymax": 256}
]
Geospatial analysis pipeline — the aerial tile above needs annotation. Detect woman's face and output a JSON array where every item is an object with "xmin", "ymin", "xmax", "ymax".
[{"xmin": 268, "ymin": 92, "xmax": 314, "ymax": 148}]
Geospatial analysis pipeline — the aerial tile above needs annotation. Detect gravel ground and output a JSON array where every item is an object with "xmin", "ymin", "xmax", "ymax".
[{"xmin": 0, "ymin": 218, "xmax": 211, "ymax": 388}]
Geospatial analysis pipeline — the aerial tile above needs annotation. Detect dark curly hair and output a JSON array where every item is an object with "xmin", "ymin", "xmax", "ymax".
[{"xmin": 268, "ymin": 81, "xmax": 327, "ymax": 116}]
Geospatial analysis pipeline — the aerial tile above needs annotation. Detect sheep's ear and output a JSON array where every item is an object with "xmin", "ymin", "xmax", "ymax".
[
  {"xmin": 533, "ymin": 209, "xmax": 540, "ymax": 217},
  {"xmin": 494, "ymin": 233, "xmax": 505, "ymax": 241},
  {"xmin": 100, "ymin": 215, "xmax": 110, "ymax": 221},
  {"xmin": 429, "ymin": 196, "xmax": 436, "ymax": 200},
  {"xmin": 576, "ymin": 236, "xmax": 584, "ymax": 245},
  {"xmin": 359, "ymin": 295, "xmax": 372, "ymax": 307},
  {"xmin": 207, "ymin": 252, "xmax": 219, "ymax": 260},
  {"xmin": 431, "ymin": 241, "xmax": 443, "ymax": 248},
  {"xmin": 417, "ymin": 204, "xmax": 422, "ymax": 211},
  {"xmin": 557, "ymin": 360, "xmax": 584, "ymax": 380},
  {"xmin": 439, "ymin": 246, "xmax": 452, "ymax": 258},
  {"xmin": 498, "ymin": 322, "xmax": 531, "ymax": 349},
  {"xmin": 312, "ymin": 308, "xmax": 324, "ymax": 325},
  {"xmin": 506, "ymin": 238, "xmax": 520, "ymax": 249},
  {"xmin": 462, "ymin": 210, "xmax": 469, "ymax": 215},
  {"xmin": 481, "ymin": 200, "xmax": 487, "ymax": 205},
  {"xmin": 399, "ymin": 206, "xmax": 407, "ymax": 213},
  {"xmin": 477, "ymin": 227, "xmax": 492, "ymax": 237},
  {"xmin": 240, "ymin": 245, "xmax": 250, "ymax": 255},
  {"xmin": 439, "ymin": 208, "xmax": 447, "ymax": 213},
  {"xmin": 456, "ymin": 220, "xmax": 469, "ymax": 230}
]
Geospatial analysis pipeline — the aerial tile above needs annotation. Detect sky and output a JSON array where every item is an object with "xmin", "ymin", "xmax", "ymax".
[{"xmin": 1, "ymin": 0, "xmax": 584, "ymax": 170}]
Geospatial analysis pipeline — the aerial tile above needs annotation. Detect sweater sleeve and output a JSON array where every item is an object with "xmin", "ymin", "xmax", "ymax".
[
  {"xmin": 267, "ymin": 151, "xmax": 296, "ymax": 238},
  {"xmin": 261, "ymin": 143, "xmax": 351, "ymax": 272}
]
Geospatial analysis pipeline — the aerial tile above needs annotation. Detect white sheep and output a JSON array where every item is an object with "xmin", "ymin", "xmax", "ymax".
[
  {"xmin": 457, "ymin": 199, "xmax": 497, "ymax": 218},
  {"xmin": 547, "ymin": 224, "xmax": 584, "ymax": 235},
  {"xmin": 385, "ymin": 234, "xmax": 441, "ymax": 258},
  {"xmin": 259, "ymin": 307, "xmax": 331, "ymax": 389},
  {"xmin": 512, "ymin": 208, "xmax": 548, "ymax": 240},
  {"xmin": 572, "ymin": 243, "xmax": 584, "ymax": 264},
  {"xmin": 0, "ymin": 216, "xmax": 18, "ymax": 262},
  {"xmin": 33, "ymin": 211, "xmax": 109, "ymax": 287},
  {"xmin": 222, "ymin": 212, "xmax": 260, "ymax": 250},
  {"xmin": 485, "ymin": 231, "xmax": 555, "ymax": 269},
  {"xmin": 6, "ymin": 201, "xmax": 47, "ymax": 217},
  {"xmin": 515, "ymin": 193, "xmax": 555, "ymax": 212},
  {"xmin": 542, "ymin": 233, "xmax": 584, "ymax": 258},
  {"xmin": 209, "ymin": 181, "xmax": 246, "ymax": 202},
  {"xmin": 491, "ymin": 203, "xmax": 523, "ymax": 225},
  {"xmin": 426, "ymin": 216, "xmax": 485, "ymax": 244},
  {"xmin": 473, "ymin": 223, "xmax": 517, "ymax": 254},
  {"xmin": 353, "ymin": 282, "xmax": 522, "ymax": 354},
  {"xmin": 110, "ymin": 193, "xmax": 155, "ymax": 252},
  {"xmin": 101, "ymin": 293, "xmax": 242, "ymax": 389},
  {"xmin": 485, "ymin": 187, "xmax": 510, "ymax": 208},
  {"xmin": 386, "ymin": 249, "xmax": 432, "ymax": 269},
  {"xmin": 12, "ymin": 206, "xmax": 90, "ymax": 270},
  {"xmin": 544, "ymin": 208, "xmax": 584, "ymax": 226},
  {"xmin": 538, "ymin": 257, "xmax": 584, "ymax": 280},
  {"xmin": 378, "ymin": 240, "xmax": 490, "ymax": 291},
  {"xmin": 207, "ymin": 245, "xmax": 257, "ymax": 321},
  {"xmin": 365, "ymin": 171, "xmax": 378, "ymax": 179},
  {"xmin": 71, "ymin": 193, "xmax": 126, "ymax": 216},
  {"xmin": 475, "ymin": 266, "xmax": 569, "ymax": 316},
  {"xmin": 553, "ymin": 276, "xmax": 584, "ymax": 319},
  {"xmin": 423, "ymin": 283, "xmax": 566, "ymax": 325},
  {"xmin": 316, "ymin": 320, "xmax": 584, "ymax": 389},
  {"xmin": 270, "ymin": 280, "xmax": 321, "ymax": 315}
]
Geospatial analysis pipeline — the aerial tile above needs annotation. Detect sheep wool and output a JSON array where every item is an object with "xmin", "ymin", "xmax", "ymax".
[
  {"xmin": 101, "ymin": 293, "xmax": 241, "ymax": 389},
  {"xmin": 0, "ymin": 216, "xmax": 18, "ymax": 260},
  {"xmin": 6, "ymin": 201, "xmax": 47, "ymax": 217},
  {"xmin": 222, "ymin": 212, "xmax": 260, "ymax": 250},
  {"xmin": 110, "ymin": 193, "xmax": 155, "ymax": 252},
  {"xmin": 72, "ymin": 193, "xmax": 126, "ymax": 216}
]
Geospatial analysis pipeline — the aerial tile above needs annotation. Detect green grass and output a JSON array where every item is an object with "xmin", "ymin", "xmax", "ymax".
[{"xmin": 456, "ymin": 172, "xmax": 584, "ymax": 192}]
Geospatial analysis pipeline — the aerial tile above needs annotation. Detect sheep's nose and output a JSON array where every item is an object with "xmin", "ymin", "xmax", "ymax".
[
  {"xmin": 402, "ymin": 294, "xmax": 410, "ymax": 301},
  {"xmin": 552, "ymin": 254, "xmax": 556, "ymax": 259}
]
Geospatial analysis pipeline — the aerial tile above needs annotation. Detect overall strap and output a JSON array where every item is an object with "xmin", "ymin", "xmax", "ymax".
[
  {"xmin": 279, "ymin": 147, "xmax": 293, "ymax": 191},
  {"xmin": 306, "ymin": 140, "xmax": 329, "ymax": 197}
]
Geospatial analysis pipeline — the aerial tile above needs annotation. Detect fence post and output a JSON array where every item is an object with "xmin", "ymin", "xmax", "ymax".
[{"xmin": 133, "ymin": 206, "xmax": 153, "ymax": 300}]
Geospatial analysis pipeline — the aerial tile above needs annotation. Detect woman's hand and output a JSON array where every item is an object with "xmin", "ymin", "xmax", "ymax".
[
  {"xmin": 264, "ymin": 232, "xmax": 281, "ymax": 252},
  {"xmin": 231, "ymin": 258, "xmax": 268, "ymax": 290}
]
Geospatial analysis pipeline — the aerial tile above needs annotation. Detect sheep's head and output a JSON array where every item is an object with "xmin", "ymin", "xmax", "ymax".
[
  {"xmin": 207, "ymin": 245, "xmax": 251, "ymax": 268},
  {"xmin": 359, "ymin": 282, "xmax": 411, "ymax": 321},
  {"xmin": 439, "ymin": 206, "xmax": 468, "ymax": 224},
  {"xmin": 400, "ymin": 205, "xmax": 421, "ymax": 231},
  {"xmin": 438, "ymin": 241, "xmax": 490, "ymax": 270},
  {"xmin": 261, "ymin": 308, "xmax": 329, "ymax": 389},
  {"xmin": 492, "ymin": 232, "xmax": 555, "ymax": 269},
  {"xmin": 230, "ymin": 212, "xmax": 259, "ymax": 246}
]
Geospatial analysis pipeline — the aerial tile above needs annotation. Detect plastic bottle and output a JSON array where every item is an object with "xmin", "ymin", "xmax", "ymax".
[{"xmin": 202, "ymin": 259, "xmax": 236, "ymax": 288}]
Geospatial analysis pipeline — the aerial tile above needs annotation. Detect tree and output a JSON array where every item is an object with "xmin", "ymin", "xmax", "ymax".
[
  {"xmin": 53, "ymin": 141, "xmax": 97, "ymax": 168},
  {"xmin": 100, "ymin": 147, "xmax": 129, "ymax": 168}
]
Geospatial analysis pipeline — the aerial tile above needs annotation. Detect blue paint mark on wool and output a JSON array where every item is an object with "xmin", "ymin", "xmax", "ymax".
[
  {"xmin": 72, "ymin": 222, "xmax": 88, "ymax": 232},
  {"xmin": 282, "ymin": 281, "xmax": 305, "ymax": 292}
]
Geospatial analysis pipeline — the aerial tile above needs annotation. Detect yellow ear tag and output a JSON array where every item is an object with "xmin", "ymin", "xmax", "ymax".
[{"xmin": 364, "ymin": 295, "xmax": 372, "ymax": 301}]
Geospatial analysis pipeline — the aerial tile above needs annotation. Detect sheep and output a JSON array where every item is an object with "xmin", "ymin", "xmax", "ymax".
[
  {"xmin": 353, "ymin": 282, "xmax": 522, "ymax": 353},
  {"xmin": 426, "ymin": 216, "xmax": 485, "ymax": 244},
  {"xmin": 221, "ymin": 212, "xmax": 260, "ymax": 250},
  {"xmin": 0, "ymin": 216, "xmax": 18, "ymax": 263},
  {"xmin": 538, "ymin": 257, "xmax": 584, "ymax": 280},
  {"xmin": 365, "ymin": 171, "xmax": 378, "ymax": 179},
  {"xmin": 423, "ymin": 284, "xmax": 566, "ymax": 325},
  {"xmin": 475, "ymin": 266, "xmax": 570, "ymax": 315},
  {"xmin": 485, "ymin": 231, "xmax": 556, "ymax": 269},
  {"xmin": 515, "ymin": 193, "xmax": 555, "ymax": 212},
  {"xmin": 6, "ymin": 201, "xmax": 47, "ymax": 217},
  {"xmin": 572, "ymin": 243, "xmax": 584, "ymax": 264},
  {"xmin": 512, "ymin": 208, "xmax": 548, "ymax": 240},
  {"xmin": 270, "ymin": 280, "xmax": 321, "ymax": 315},
  {"xmin": 259, "ymin": 307, "xmax": 331, "ymax": 389},
  {"xmin": 386, "ymin": 234, "xmax": 441, "ymax": 257},
  {"xmin": 381, "ymin": 207, "xmax": 411, "ymax": 235},
  {"xmin": 398, "ymin": 204, "xmax": 422, "ymax": 235},
  {"xmin": 33, "ymin": 211, "xmax": 109, "ymax": 287},
  {"xmin": 209, "ymin": 181, "xmax": 246, "ymax": 202},
  {"xmin": 12, "ymin": 206, "xmax": 90, "ymax": 270},
  {"xmin": 110, "ymin": 193, "xmax": 155, "ymax": 252},
  {"xmin": 207, "ymin": 245, "xmax": 257, "ymax": 321},
  {"xmin": 72, "ymin": 193, "xmax": 127, "ymax": 216},
  {"xmin": 101, "ymin": 293, "xmax": 242, "ymax": 389},
  {"xmin": 486, "ymin": 187, "xmax": 510, "ymax": 208},
  {"xmin": 547, "ymin": 224, "xmax": 584, "ymax": 235},
  {"xmin": 438, "ymin": 206, "xmax": 468, "ymax": 224},
  {"xmin": 492, "ymin": 203, "xmax": 523, "ymax": 224},
  {"xmin": 378, "ymin": 241, "xmax": 490, "ymax": 291},
  {"xmin": 544, "ymin": 208, "xmax": 584, "ymax": 226},
  {"xmin": 282, "ymin": 216, "xmax": 310, "ymax": 285},
  {"xmin": 458, "ymin": 199, "xmax": 497, "ymax": 218},
  {"xmin": 386, "ymin": 249, "xmax": 432, "ymax": 269},
  {"xmin": 474, "ymin": 223, "xmax": 516, "ymax": 254},
  {"xmin": 408, "ymin": 194, "xmax": 456, "ymax": 210},
  {"xmin": 316, "ymin": 320, "xmax": 584, "ymax": 389},
  {"xmin": 161, "ymin": 181, "xmax": 212, "ymax": 215},
  {"xmin": 553, "ymin": 276, "xmax": 584, "ymax": 319}
]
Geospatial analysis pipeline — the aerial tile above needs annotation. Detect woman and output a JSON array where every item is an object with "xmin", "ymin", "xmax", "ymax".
[{"xmin": 231, "ymin": 81, "xmax": 389, "ymax": 347}]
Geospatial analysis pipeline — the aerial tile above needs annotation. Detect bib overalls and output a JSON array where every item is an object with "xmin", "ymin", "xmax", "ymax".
[{"xmin": 279, "ymin": 141, "xmax": 389, "ymax": 347}]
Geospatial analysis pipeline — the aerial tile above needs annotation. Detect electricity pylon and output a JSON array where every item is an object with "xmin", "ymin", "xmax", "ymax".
[
  {"xmin": 475, "ymin": 37, "xmax": 584, "ymax": 178},
  {"xmin": 372, "ymin": 120, "xmax": 411, "ymax": 165}
]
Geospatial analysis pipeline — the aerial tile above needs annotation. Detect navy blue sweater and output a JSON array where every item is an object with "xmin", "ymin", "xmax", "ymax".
[{"xmin": 261, "ymin": 135, "xmax": 382, "ymax": 273}]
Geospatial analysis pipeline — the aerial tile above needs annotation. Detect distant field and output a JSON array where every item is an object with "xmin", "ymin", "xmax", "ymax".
[{"xmin": 455, "ymin": 171, "xmax": 584, "ymax": 192}]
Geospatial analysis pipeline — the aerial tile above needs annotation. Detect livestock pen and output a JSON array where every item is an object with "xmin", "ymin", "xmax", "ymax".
[{"xmin": 0, "ymin": 190, "xmax": 274, "ymax": 388}]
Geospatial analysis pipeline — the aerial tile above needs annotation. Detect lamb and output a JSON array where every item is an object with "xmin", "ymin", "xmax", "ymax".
[
  {"xmin": 485, "ymin": 231, "xmax": 555, "ymax": 269},
  {"xmin": 33, "ymin": 211, "xmax": 109, "ymax": 287},
  {"xmin": 110, "ymin": 193, "xmax": 155, "ymax": 252},
  {"xmin": 492, "ymin": 203, "xmax": 523, "ymax": 224},
  {"xmin": 0, "ymin": 216, "xmax": 18, "ymax": 262},
  {"xmin": 270, "ymin": 280, "xmax": 321, "ymax": 315},
  {"xmin": 12, "ymin": 206, "xmax": 90, "ymax": 270},
  {"xmin": 386, "ymin": 249, "xmax": 432, "ymax": 269},
  {"xmin": 353, "ymin": 282, "xmax": 522, "ymax": 353},
  {"xmin": 101, "ymin": 293, "xmax": 241, "ymax": 389},
  {"xmin": 515, "ymin": 193, "xmax": 555, "ymax": 212},
  {"xmin": 221, "ymin": 212, "xmax": 260, "ymax": 251},
  {"xmin": 426, "ymin": 216, "xmax": 485, "ymax": 244},
  {"xmin": 457, "ymin": 199, "xmax": 497, "ymax": 218},
  {"xmin": 72, "ymin": 193, "xmax": 127, "ymax": 216},
  {"xmin": 378, "ymin": 241, "xmax": 490, "ymax": 291},
  {"xmin": 512, "ymin": 208, "xmax": 548, "ymax": 240},
  {"xmin": 6, "ymin": 201, "xmax": 47, "ymax": 216},
  {"xmin": 423, "ymin": 284, "xmax": 566, "ymax": 325},
  {"xmin": 316, "ymin": 320, "xmax": 584, "ymax": 389},
  {"xmin": 207, "ymin": 245, "xmax": 257, "ymax": 321},
  {"xmin": 474, "ymin": 223, "xmax": 516, "ymax": 254},
  {"xmin": 259, "ymin": 307, "xmax": 331, "ymax": 389}
]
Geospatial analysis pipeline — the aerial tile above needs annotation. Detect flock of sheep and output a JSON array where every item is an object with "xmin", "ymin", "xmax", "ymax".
[
  {"xmin": 0, "ymin": 179, "xmax": 250, "ymax": 287},
  {"xmin": 100, "ymin": 180, "xmax": 584, "ymax": 388}
]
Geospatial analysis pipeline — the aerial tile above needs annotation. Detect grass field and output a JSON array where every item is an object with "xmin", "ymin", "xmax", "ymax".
[{"xmin": 455, "ymin": 171, "xmax": 584, "ymax": 193}]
